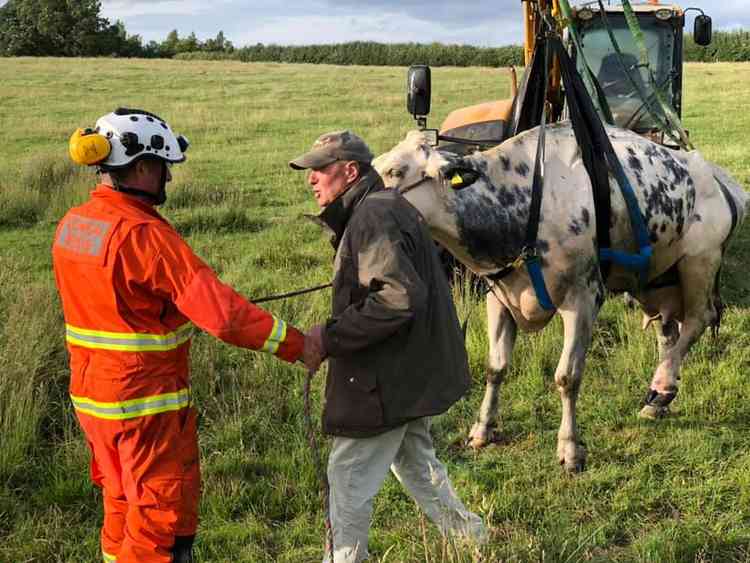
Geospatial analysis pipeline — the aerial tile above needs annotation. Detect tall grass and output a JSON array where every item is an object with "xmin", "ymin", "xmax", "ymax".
[
  {"xmin": 0, "ymin": 258, "xmax": 68, "ymax": 480},
  {"xmin": 0, "ymin": 153, "xmax": 92, "ymax": 227}
]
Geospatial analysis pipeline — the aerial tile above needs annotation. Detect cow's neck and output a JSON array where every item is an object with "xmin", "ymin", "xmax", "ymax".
[{"xmin": 448, "ymin": 154, "xmax": 533, "ymax": 272}]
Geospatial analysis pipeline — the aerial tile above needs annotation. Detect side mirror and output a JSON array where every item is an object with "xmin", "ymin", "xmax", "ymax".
[
  {"xmin": 694, "ymin": 14, "xmax": 712, "ymax": 46},
  {"xmin": 407, "ymin": 65, "xmax": 431, "ymax": 117}
]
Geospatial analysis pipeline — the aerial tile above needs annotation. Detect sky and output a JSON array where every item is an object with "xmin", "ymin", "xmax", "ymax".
[
  {"xmin": 0, "ymin": 1, "xmax": 746, "ymax": 47},
  {"xmin": 93, "ymin": 0, "xmax": 749, "ymax": 47}
]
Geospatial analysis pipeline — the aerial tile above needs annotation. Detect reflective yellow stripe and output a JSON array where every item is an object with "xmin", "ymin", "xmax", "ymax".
[
  {"xmin": 65, "ymin": 322, "xmax": 193, "ymax": 352},
  {"xmin": 102, "ymin": 550, "xmax": 117, "ymax": 562},
  {"xmin": 261, "ymin": 316, "xmax": 287, "ymax": 355},
  {"xmin": 71, "ymin": 389, "xmax": 191, "ymax": 421}
]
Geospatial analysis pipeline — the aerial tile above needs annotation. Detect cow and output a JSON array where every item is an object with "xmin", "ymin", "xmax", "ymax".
[{"xmin": 372, "ymin": 122, "xmax": 748, "ymax": 472}]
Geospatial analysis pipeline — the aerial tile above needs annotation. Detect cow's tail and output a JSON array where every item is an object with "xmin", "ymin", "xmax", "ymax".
[
  {"xmin": 712, "ymin": 163, "xmax": 749, "ymax": 235},
  {"xmin": 709, "ymin": 163, "xmax": 746, "ymax": 338},
  {"xmin": 711, "ymin": 265, "xmax": 724, "ymax": 339}
]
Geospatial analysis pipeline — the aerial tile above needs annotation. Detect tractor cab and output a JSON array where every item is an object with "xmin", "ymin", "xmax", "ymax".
[
  {"xmin": 407, "ymin": 1, "xmax": 712, "ymax": 152},
  {"xmin": 570, "ymin": 2, "xmax": 712, "ymax": 144},
  {"xmin": 404, "ymin": 0, "xmax": 712, "ymax": 280}
]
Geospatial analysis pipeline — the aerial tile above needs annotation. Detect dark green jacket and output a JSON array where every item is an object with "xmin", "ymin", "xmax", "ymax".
[{"xmin": 317, "ymin": 169, "xmax": 471, "ymax": 437}]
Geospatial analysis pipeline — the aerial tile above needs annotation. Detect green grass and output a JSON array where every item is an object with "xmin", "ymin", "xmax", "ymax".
[{"xmin": 1, "ymin": 57, "xmax": 750, "ymax": 562}]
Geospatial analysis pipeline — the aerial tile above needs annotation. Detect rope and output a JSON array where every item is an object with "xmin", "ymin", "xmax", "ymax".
[
  {"xmin": 303, "ymin": 368, "xmax": 333, "ymax": 559},
  {"xmin": 250, "ymin": 282, "xmax": 332, "ymax": 304},
  {"xmin": 251, "ymin": 287, "xmax": 334, "ymax": 554}
]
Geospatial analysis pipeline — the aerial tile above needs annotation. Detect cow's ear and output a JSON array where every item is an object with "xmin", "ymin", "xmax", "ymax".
[{"xmin": 445, "ymin": 167, "xmax": 481, "ymax": 190}]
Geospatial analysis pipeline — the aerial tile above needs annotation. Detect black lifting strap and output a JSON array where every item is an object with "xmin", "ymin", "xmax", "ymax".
[
  {"xmin": 486, "ymin": 33, "xmax": 551, "ymax": 286},
  {"xmin": 551, "ymin": 36, "xmax": 613, "ymax": 281},
  {"xmin": 508, "ymin": 33, "xmax": 549, "ymax": 139},
  {"xmin": 525, "ymin": 36, "xmax": 551, "ymax": 251}
]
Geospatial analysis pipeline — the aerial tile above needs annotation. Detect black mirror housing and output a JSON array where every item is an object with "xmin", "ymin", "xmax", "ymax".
[
  {"xmin": 407, "ymin": 65, "xmax": 431, "ymax": 117},
  {"xmin": 694, "ymin": 14, "xmax": 712, "ymax": 46}
]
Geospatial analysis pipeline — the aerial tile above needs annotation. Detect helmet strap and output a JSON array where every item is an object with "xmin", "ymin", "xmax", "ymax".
[
  {"xmin": 106, "ymin": 160, "xmax": 167, "ymax": 206},
  {"xmin": 113, "ymin": 183, "xmax": 161, "ymax": 205},
  {"xmin": 154, "ymin": 161, "xmax": 168, "ymax": 206}
]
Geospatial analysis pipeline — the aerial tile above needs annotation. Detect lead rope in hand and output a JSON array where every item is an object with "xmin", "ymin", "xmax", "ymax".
[
  {"xmin": 303, "ymin": 368, "xmax": 333, "ymax": 559},
  {"xmin": 250, "ymin": 282, "xmax": 332, "ymax": 304}
]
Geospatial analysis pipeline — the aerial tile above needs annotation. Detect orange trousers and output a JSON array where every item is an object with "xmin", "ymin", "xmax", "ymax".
[{"xmin": 77, "ymin": 407, "xmax": 201, "ymax": 562}]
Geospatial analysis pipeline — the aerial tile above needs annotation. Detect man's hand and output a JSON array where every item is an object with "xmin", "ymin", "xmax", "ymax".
[{"xmin": 303, "ymin": 324, "xmax": 327, "ymax": 373}]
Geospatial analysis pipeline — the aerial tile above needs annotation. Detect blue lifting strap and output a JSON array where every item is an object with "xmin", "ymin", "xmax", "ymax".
[
  {"xmin": 552, "ymin": 38, "xmax": 653, "ymax": 285},
  {"xmin": 508, "ymin": 18, "xmax": 654, "ymax": 312},
  {"xmin": 526, "ymin": 256, "xmax": 556, "ymax": 311},
  {"xmin": 597, "ymin": 156, "xmax": 653, "ymax": 284}
]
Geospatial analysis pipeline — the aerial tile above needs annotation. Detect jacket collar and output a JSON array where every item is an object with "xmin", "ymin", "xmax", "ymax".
[
  {"xmin": 315, "ymin": 169, "xmax": 383, "ymax": 249},
  {"xmin": 91, "ymin": 184, "xmax": 165, "ymax": 221}
]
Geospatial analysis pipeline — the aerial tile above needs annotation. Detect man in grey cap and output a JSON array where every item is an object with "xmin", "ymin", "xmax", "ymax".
[{"xmin": 293, "ymin": 130, "xmax": 488, "ymax": 563}]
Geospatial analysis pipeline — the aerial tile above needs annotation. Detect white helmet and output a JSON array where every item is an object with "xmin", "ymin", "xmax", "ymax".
[{"xmin": 94, "ymin": 108, "xmax": 189, "ymax": 170}]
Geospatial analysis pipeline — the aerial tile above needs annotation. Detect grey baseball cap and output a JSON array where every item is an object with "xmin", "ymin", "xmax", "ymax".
[{"xmin": 289, "ymin": 130, "xmax": 374, "ymax": 170}]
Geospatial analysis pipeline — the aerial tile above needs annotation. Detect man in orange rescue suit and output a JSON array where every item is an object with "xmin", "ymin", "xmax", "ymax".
[{"xmin": 54, "ymin": 108, "xmax": 312, "ymax": 563}]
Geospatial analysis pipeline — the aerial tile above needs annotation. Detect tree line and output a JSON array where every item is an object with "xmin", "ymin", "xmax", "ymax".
[
  {"xmin": 179, "ymin": 42, "xmax": 525, "ymax": 67},
  {"xmin": 0, "ymin": 0, "xmax": 234, "ymax": 57},
  {"xmin": 177, "ymin": 32, "xmax": 750, "ymax": 66},
  {"xmin": 683, "ymin": 29, "xmax": 750, "ymax": 62},
  {"xmin": 1, "ymin": 0, "xmax": 748, "ymax": 64}
]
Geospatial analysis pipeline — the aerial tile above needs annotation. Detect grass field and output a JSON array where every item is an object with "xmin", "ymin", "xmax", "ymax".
[{"xmin": 1, "ymin": 57, "xmax": 750, "ymax": 562}]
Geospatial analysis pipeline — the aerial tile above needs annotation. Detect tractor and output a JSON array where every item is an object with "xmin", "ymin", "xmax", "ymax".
[
  {"xmin": 405, "ymin": 0, "xmax": 713, "ymax": 281},
  {"xmin": 407, "ymin": 0, "xmax": 713, "ymax": 152}
]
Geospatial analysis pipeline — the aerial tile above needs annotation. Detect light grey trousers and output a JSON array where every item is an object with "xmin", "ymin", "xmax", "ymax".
[{"xmin": 323, "ymin": 417, "xmax": 487, "ymax": 563}]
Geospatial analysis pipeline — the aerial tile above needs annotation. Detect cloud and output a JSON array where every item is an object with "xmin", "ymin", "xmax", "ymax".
[
  {"xmin": 320, "ymin": 0, "xmax": 519, "ymax": 27},
  {"xmin": 101, "ymin": 0, "xmax": 230, "ymax": 18},
  {"xmin": 13, "ymin": 1, "xmax": 750, "ymax": 47},
  {"xmin": 235, "ymin": 9, "xmax": 519, "ymax": 47}
]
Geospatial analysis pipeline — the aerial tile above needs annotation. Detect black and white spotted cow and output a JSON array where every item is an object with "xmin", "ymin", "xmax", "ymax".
[{"xmin": 373, "ymin": 122, "xmax": 747, "ymax": 471}]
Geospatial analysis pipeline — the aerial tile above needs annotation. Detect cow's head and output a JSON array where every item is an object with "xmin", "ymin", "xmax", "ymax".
[
  {"xmin": 373, "ymin": 130, "xmax": 495, "ymax": 270},
  {"xmin": 376, "ymin": 130, "xmax": 485, "ymax": 208}
]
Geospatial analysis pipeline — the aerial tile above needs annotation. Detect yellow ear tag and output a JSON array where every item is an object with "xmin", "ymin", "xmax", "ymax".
[
  {"xmin": 69, "ymin": 128, "xmax": 112, "ymax": 166},
  {"xmin": 451, "ymin": 173, "xmax": 464, "ymax": 187}
]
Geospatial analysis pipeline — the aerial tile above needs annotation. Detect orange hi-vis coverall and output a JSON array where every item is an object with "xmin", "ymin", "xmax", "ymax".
[{"xmin": 52, "ymin": 185, "xmax": 304, "ymax": 563}]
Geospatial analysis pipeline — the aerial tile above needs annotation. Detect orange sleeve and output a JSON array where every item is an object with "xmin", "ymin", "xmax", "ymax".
[{"xmin": 123, "ymin": 224, "xmax": 303, "ymax": 363}]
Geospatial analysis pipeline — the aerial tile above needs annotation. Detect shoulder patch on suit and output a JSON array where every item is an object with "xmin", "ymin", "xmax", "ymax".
[{"xmin": 55, "ymin": 214, "xmax": 120, "ymax": 265}]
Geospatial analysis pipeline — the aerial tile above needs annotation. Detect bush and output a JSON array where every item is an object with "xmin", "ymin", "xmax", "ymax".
[
  {"xmin": 685, "ymin": 30, "xmax": 750, "ymax": 63},
  {"xmin": 177, "ymin": 41, "xmax": 525, "ymax": 67}
]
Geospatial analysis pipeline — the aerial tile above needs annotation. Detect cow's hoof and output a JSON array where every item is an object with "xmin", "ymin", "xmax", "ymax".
[
  {"xmin": 639, "ymin": 404, "xmax": 670, "ymax": 419},
  {"xmin": 640, "ymin": 389, "xmax": 676, "ymax": 419},
  {"xmin": 467, "ymin": 423, "xmax": 501, "ymax": 449},
  {"xmin": 558, "ymin": 443, "xmax": 587, "ymax": 473}
]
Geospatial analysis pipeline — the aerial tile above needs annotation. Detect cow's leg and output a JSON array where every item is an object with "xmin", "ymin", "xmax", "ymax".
[
  {"xmin": 555, "ymin": 291, "xmax": 599, "ymax": 472},
  {"xmin": 468, "ymin": 290, "xmax": 517, "ymax": 448},
  {"xmin": 655, "ymin": 317, "xmax": 681, "ymax": 361},
  {"xmin": 640, "ymin": 251, "xmax": 722, "ymax": 419}
]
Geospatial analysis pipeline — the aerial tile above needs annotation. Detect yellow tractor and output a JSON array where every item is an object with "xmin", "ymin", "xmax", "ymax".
[
  {"xmin": 405, "ymin": 0, "xmax": 712, "ymax": 281},
  {"xmin": 407, "ymin": 0, "xmax": 713, "ymax": 153}
]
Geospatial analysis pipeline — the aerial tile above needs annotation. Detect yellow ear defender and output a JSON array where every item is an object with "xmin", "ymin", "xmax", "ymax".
[{"xmin": 69, "ymin": 127, "xmax": 112, "ymax": 166}]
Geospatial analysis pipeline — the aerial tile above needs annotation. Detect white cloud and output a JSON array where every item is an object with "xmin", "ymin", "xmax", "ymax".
[
  {"xmin": 234, "ymin": 10, "xmax": 520, "ymax": 47},
  {"xmin": 7, "ymin": 1, "xmax": 750, "ymax": 47},
  {"xmin": 101, "ymin": 1, "xmax": 224, "ymax": 18}
]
